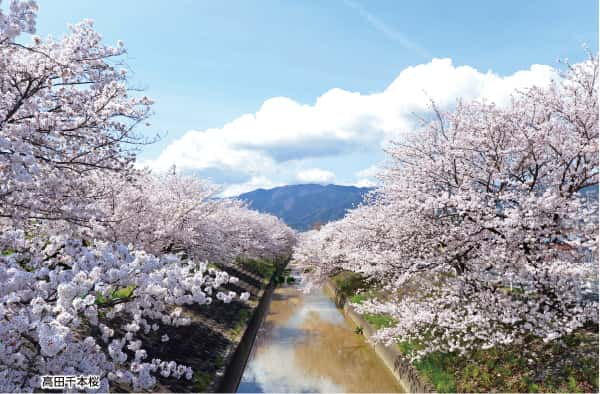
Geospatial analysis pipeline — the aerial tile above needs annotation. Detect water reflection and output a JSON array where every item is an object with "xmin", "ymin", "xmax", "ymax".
[{"xmin": 238, "ymin": 285, "xmax": 404, "ymax": 393}]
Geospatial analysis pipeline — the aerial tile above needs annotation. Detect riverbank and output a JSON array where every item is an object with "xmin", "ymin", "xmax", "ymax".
[
  {"xmin": 133, "ymin": 257, "xmax": 285, "ymax": 392},
  {"xmin": 326, "ymin": 271, "xmax": 599, "ymax": 393},
  {"xmin": 323, "ymin": 278, "xmax": 433, "ymax": 393},
  {"xmin": 216, "ymin": 258, "xmax": 286, "ymax": 392}
]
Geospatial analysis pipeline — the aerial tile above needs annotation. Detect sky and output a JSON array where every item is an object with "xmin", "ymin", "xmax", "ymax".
[{"xmin": 34, "ymin": 0, "xmax": 598, "ymax": 195}]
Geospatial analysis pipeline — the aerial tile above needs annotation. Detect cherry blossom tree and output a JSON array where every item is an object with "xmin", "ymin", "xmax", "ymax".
[
  {"xmin": 0, "ymin": 229, "xmax": 252, "ymax": 391},
  {"xmin": 204, "ymin": 202, "xmax": 297, "ymax": 262},
  {"xmin": 0, "ymin": 167, "xmax": 294, "ymax": 392},
  {"xmin": 0, "ymin": 2, "xmax": 296, "ymax": 390},
  {"xmin": 0, "ymin": 0, "xmax": 153, "ymax": 228},
  {"xmin": 91, "ymin": 169, "xmax": 296, "ymax": 262},
  {"xmin": 294, "ymin": 54, "xmax": 599, "ymax": 358}
]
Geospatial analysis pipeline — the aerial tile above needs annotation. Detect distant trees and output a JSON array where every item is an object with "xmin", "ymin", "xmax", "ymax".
[
  {"xmin": 0, "ymin": 2, "xmax": 295, "ymax": 391},
  {"xmin": 92, "ymin": 170, "xmax": 295, "ymax": 262},
  {"xmin": 294, "ymin": 54, "xmax": 599, "ymax": 358}
]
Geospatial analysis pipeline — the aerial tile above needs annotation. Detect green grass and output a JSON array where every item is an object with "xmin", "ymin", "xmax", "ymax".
[
  {"xmin": 363, "ymin": 313, "xmax": 396, "ymax": 329},
  {"xmin": 236, "ymin": 257, "xmax": 277, "ymax": 280},
  {"xmin": 394, "ymin": 329, "xmax": 599, "ymax": 393},
  {"xmin": 499, "ymin": 285, "xmax": 525, "ymax": 294},
  {"xmin": 349, "ymin": 293, "xmax": 369, "ymax": 304},
  {"xmin": 112, "ymin": 285, "xmax": 135, "ymax": 299},
  {"xmin": 230, "ymin": 309, "xmax": 252, "ymax": 338},
  {"xmin": 415, "ymin": 352, "xmax": 457, "ymax": 393},
  {"xmin": 95, "ymin": 285, "xmax": 136, "ymax": 305},
  {"xmin": 215, "ymin": 354, "xmax": 225, "ymax": 369},
  {"xmin": 274, "ymin": 268, "xmax": 292, "ymax": 285},
  {"xmin": 329, "ymin": 270, "xmax": 598, "ymax": 393},
  {"xmin": 192, "ymin": 371, "xmax": 212, "ymax": 392}
]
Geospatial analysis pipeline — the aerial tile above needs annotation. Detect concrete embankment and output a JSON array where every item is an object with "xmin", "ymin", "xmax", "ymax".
[
  {"xmin": 215, "ymin": 262, "xmax": 285, "ymax": 393},
  {"xmin": 323, "ymin": 280, "xmax": 435, "ymax": 393}
]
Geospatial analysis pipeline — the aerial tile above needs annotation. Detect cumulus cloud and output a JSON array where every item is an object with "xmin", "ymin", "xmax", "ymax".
[
  {"xmin": 296, "ymin": 168, "xmax": 336, "ymax": 184},
  {"xmin": 147, "ymin": 58, "xmax": 557, "ymax": 194},
  {"xmin": 352, "ymin": 165, "xmax": 380, "ymax": 188},
  {"xmin": 220, "ymin": 176, "xmax": 282, "ymax": 197},
  {"xmin": 355, "ymin": 165, "xmax": 379, "ymax": 179}
]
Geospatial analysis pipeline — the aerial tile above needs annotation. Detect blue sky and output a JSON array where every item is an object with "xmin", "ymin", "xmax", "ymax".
[{"xmin": 34, "ymin": 0, "xmax": 598, "ymax": 195}]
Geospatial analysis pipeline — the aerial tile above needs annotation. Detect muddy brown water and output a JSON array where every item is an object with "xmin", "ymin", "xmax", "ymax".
[{"xmin": 237, "ymin": 283, "xmax": 405, "ymax": 393}]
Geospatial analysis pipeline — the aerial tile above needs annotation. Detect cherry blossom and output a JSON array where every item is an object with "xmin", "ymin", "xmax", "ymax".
[
  {"xmin": 1, "ymin": 0, "xmax": 153, "ymax": 227},
  {"xmin": 0, "ymin": 2, "xmax": 296, "ymax": 390},
  {"xmin": 294, "ymin": 54, "xmax": 599, "ymax": 359}
]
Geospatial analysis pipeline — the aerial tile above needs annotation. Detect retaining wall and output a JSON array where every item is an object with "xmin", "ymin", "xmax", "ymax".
[
  {"xmin": 323, "ymin": 280, "xmax": 435, "ymax": 394},
  {"xmin": 215, "ymin": 263, "xmax": 285, "ymax": 393}
]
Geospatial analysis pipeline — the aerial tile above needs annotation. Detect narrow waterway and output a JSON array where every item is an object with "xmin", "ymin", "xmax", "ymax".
[{"xmin": 237, "ymin": 281, "xmax": 405, "ymax": 393}]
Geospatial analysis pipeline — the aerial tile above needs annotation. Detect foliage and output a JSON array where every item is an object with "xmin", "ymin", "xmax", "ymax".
[
  {"xmin": 230, "ymin": 309, "xmax": 252, "ymax": 339},
  {"xmin": 192, "ymin": 371, "xmax": 212, "ymax": 392},
  {"xmin": 0, "ymin": 232, "xmax": 244, "ymax": 391},
  {"xmin": 331, "ymin": 271, "xmax": 367, "ymax": 299},
  {"xmin": 93, "ymin": 171, "xmax": 296, "ymax": 263},
  {"xmin": 236, "ymin": 257, "xmax": 278, "ymax": 280}
]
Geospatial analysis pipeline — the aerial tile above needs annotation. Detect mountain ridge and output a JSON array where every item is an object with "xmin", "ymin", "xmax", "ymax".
[{"xmin": 237, "ymin": 183, "xmax": 372, "ymax": 231}]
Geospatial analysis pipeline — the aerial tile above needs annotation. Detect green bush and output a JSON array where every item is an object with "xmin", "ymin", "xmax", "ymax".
[
  {"xmin": 236, "ymin": 257, "xmax": 277, "ymax": 280},
  {"xmin": 331, "ymin": 271, "xmax": 367, "ymax": 298},
  {"xmin": 193, "ymin": 371, "xmax": 212, "ymax": 392}
]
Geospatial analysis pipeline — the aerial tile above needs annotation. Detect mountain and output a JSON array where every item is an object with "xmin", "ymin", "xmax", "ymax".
[
  {"xmin": 238, "ymin": 184, "xmax": 372, "ymax": 231},
  {"xmin": 239, "ymin": 183, "xmax": 599, "ymax": 232}
]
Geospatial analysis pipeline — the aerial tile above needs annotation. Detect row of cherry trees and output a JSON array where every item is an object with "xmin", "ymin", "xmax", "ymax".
[
  {"xmin": 0, "ymin": 2, "xmax": 295, "ymax": 391},
  {"xmin": 294, "ymin": 54, "xmax": 599, "ymax": 359}
]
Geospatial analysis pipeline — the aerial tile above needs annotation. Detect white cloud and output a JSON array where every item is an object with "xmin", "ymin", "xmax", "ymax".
[
  {"xmin": 355, "ymin": 165, "xmax": 379, "ymax": 179},
  {"xmin": 220, "ymin": 176, "xmax": 281, "ymax": 197},
  {"xmin": 296, "ymin": 168, "xmax": 336, "ymax": 184},
  {"xmin": 147, "ymin": 58, "xmax": 557, "ymax": 192},
  {"xmin": 350, "ymin": 165, "xmax": 380, "ymax": 188},
  {"xmin": 354, "ymin": 178, "xmax": 377, "ymax": 188}
]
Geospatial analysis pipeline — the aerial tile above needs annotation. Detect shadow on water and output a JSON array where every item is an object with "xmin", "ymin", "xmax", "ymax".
[{"xmin": 238, "ymin": 283, "xmax": 405, "ymax": 393}]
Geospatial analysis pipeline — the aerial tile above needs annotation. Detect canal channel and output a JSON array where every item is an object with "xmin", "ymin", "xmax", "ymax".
[{"xmin": 237, "ymin": 277, "xmax": 404, "ymax": 393}]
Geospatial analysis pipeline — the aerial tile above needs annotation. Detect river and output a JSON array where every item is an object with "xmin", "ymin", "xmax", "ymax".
[{"xmin": 237, "ymin": 280, "xmax": 405, "ymax": 393}]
